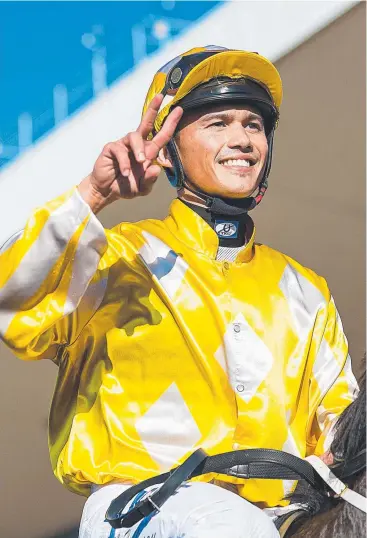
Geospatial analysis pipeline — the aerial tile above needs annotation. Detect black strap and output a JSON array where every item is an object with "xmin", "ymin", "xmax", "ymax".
[
  {"xmin": 106, "ymin": 448, "xmax": 207, "ymax": 529},
  {"xmin": 105, "ymin": 448, "xmax": 325, "ymax": 529},
  {"xmin": 275, "ymin": 509, "xmax": 311, "ymax": 537}
]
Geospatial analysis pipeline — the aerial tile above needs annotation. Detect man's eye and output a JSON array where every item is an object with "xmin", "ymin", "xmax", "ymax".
[
  {"xmin": 208, "ymin": 121, "xmax": 225, "ymax": 128},
  {"xmin": 247, "ymin": 122, "xmax": 262, "ymax": 131}
]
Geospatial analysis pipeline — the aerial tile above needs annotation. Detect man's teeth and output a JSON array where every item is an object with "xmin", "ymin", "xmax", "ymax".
[{"xmin": 221, "ymin": 159, "xmax": 250, "ymax": 167}]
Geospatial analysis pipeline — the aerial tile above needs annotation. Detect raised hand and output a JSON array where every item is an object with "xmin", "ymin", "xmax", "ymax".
[{"xmin": 78, "ymin": 94, "xmax": 183, "ymax": 213}]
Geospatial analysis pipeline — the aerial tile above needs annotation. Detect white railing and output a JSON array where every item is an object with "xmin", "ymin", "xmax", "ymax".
[{"xmin": 0, "ymin": 8, "xmax": 194, "ymax": 165}]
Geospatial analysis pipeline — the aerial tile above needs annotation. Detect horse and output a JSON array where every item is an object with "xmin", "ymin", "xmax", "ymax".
[{"xmin": 288, "ymin": 368, "xmax": 366, "ymax": 537}]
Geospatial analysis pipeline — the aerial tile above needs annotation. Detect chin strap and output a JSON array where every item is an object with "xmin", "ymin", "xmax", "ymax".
[
  {"xmin": 166, "ymin": 129, "xmax": 274, "ymax": 215},
  {"xmin": 181, "ymin": 182, "xmax": 255, "ymax": 215}
]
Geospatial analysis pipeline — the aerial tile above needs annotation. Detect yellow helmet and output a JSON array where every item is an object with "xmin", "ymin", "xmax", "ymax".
[
  {"xmin": 142, "ymin": 45, "xmax": 282, "ymax": 210},
  {"xmin": 143, "ymin": 45, "xmax": 282, "ymax": 134}
]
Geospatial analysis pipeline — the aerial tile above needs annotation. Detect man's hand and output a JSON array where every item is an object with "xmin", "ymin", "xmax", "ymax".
[
  {"xmin": 78, "ymin": 94, "xmax": 183, "ymax": 213},
  {"xmin": 319, "ymin": 450, "xmax": 334, "ymax": 466}
]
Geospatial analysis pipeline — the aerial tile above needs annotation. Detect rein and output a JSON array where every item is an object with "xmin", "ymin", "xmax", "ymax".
[
  {"xmin": 105, "ymin": 447, "xmax": 366, "ymax": 529},
  {"xmin": 306, "ymin": 452, "xmax": 366, "ymax": 513}
]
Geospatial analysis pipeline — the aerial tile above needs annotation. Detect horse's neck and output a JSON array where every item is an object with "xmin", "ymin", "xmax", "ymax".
[{"xmin": 350, "ymin": 470, "xmax": 366, "ymax": 496}]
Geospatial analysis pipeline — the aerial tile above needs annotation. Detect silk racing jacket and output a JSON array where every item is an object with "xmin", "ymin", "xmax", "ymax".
[{"xmin": 0, "ymin": 187, "xmax": 358, "ymax": 507}]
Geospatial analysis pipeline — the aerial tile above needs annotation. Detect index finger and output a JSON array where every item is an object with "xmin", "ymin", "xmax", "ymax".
[
  {"xmin": 151, "ymin": 106, "xmax": 183, "ymax": 151},
  {"xmin": 137, "ymin": 94, "xmax": 164, "ymax": 138}
]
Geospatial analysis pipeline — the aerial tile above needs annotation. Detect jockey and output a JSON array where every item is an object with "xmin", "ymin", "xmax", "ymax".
[{"xmin": 0, "ymin": 47, "xmax": 359, "ymax": 538}]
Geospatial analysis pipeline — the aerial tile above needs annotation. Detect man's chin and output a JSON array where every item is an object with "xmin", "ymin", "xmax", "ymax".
[
  {"xmin": 188, "ymin": 172, "xmax": 260, "ymax": 200},
  {"xmin": 213, "ymin": 180, "xmax": 258, "ymax": 199},
  {"xmin": 213, "ymin": 171, "xmax": 260, "ymax": 199}
]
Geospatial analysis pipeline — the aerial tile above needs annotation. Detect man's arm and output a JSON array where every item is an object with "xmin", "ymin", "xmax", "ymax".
[
  {"xmin": 306, "ymin": 296, "xmax": 359, "ymax": 456},
  {"xmin": 0, "ymin": 96, "xmax": 182, "ymax": 361},
  {"xmin": 0, "ymin": 187, "xmax": 108, "ymax": 360}
]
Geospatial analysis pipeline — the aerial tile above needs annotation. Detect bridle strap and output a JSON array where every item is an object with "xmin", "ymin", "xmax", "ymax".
[{"xmin": 306, "ymin": 455, "xmax": 367, "ymax": 514}]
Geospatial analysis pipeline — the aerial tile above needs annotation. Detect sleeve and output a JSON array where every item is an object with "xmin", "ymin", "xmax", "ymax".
[
  {"xmin": 306, "ymin": 295, "xmax": 359, "ymax": 455},
  {"xmin": 0, "ymin": 187, "xmax": 109, "ymax": 361}
]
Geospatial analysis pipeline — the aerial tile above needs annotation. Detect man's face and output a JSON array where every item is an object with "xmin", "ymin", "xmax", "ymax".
[{"xmin": 174, "ymin": 103, "xmax": 268, "ymax": 199}]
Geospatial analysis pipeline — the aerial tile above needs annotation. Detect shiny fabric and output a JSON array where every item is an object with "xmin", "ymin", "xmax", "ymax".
[{"xmin": 0, "ymin": 188, "xmax": 358, "ymax": 508}]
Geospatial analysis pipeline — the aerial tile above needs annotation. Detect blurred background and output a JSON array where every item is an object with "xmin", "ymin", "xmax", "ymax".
[{"xmin": 0, "ymin": 1, "xmax": 365, "ymax": 537}]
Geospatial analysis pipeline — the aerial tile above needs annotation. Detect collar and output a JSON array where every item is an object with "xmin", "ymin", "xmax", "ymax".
[
  {"xmin": 164, "ymin": 198, "xmax": 256, "ymax": 263},
  {"xmin": 179, "ymin": 199, "xmax": 249, "ymax": 248}
]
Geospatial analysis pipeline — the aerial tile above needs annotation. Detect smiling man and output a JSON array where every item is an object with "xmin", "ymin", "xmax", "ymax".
[
  {"xmin": 171, "ymin": 96, "xmax": 269, "ymax": 200},
  {"xmin": 0, "ymin": 47, "xmax": 358, "ymax": 538}
]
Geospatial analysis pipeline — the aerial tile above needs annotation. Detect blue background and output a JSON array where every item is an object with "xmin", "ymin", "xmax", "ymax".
[{"xmin": 0, "ymin": 1, "xmax": 221, "ymax": 168}]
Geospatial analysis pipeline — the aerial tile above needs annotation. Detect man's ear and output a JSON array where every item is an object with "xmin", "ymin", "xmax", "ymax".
[{"xmin": 157, "ymin": 147, "xmax": 174, "ymax": 169}]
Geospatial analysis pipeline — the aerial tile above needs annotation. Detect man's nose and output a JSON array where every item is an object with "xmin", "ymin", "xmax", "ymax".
[{"xmin": 227, "ymin": 125, "xmax": 252, "ymax": 150}]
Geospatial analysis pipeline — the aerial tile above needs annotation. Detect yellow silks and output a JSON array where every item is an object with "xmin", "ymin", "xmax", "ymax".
[{"xmin": 0, "ymin": 188, "xmax": 357, "ymax": 508}]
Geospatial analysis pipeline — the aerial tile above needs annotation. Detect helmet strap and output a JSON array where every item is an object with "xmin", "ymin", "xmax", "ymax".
[{"xmin": 166, "ymin": 128, "xmax": 274, "ymax": 217}]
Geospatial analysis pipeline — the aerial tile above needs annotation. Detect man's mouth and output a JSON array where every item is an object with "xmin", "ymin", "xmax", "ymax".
[
  {"xmin": 220, "ymin": 159, "xmax": 251, "ymax": 168},
  {"xmin": 218, "ymin": 157, "xmax": 257, "ymax": 169}
]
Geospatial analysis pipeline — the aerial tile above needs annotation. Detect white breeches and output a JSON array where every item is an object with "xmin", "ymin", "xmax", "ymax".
[{"xmin": 79, "ymin": 482, "xmax": 280, "ymax": 538}]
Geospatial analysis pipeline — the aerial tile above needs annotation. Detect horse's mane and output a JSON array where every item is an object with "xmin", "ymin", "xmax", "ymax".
[
  {"xmin": 330, "ymin": 367, "xmax": 365, "ymax": 466},
  {"xmin": 289, "ymin": 358, "xmax": 365, "ymax": 514}
]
